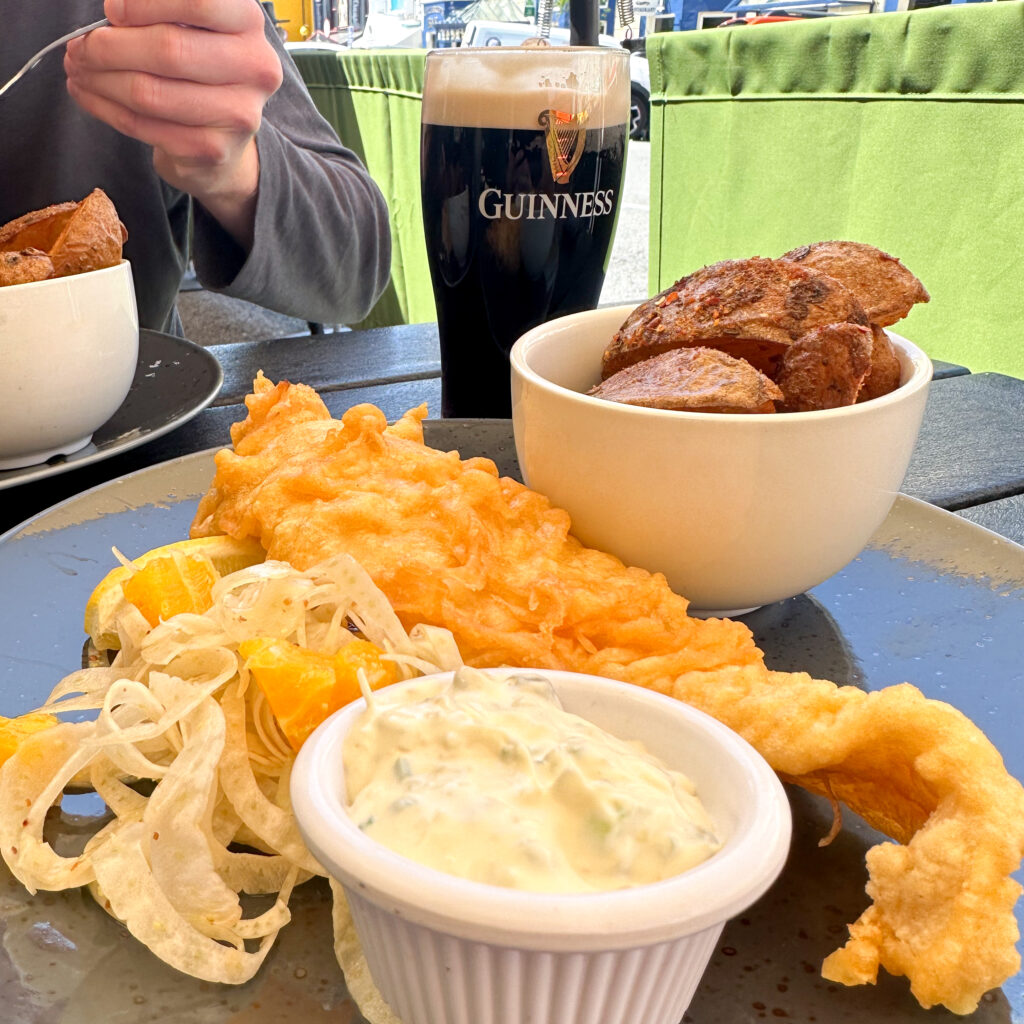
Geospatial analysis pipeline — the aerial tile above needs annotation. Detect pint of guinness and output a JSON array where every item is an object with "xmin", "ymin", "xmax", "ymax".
[{"xmin": 421, "ymin": 45, "xmax": 629, "ymax": 418}]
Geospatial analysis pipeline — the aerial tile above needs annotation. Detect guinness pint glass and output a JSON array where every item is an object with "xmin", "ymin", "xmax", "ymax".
[{"xmin": 421, "ymin": 45, "xmax": 629, "ymax": 417}]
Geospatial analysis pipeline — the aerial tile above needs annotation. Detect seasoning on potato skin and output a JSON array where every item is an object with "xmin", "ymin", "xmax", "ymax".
[
  {"xmin": 780, "ymin": 240, "xmax": 930, "ymax": 329},
  {"xmin": 589, "ymin": 346, "xmax": 783, "ymax": 414},
  {"xmin": 601, "ymin": 257, "xmax": 868, "ymax": 379}
]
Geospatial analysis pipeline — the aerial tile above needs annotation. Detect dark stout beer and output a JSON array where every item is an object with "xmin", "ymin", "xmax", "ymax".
[{"xmin": 420, "ymin": 48, "xmax": 628, "ymax": 418}]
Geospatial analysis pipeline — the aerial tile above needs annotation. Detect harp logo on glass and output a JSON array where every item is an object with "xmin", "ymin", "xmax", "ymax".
[
  {"xmin": 477, "ymin": 188, "xmax": 617, "ymax": 221},
  {"xmin": 541, "ymin": 107, "xmax": 588, "ymax": 182}
]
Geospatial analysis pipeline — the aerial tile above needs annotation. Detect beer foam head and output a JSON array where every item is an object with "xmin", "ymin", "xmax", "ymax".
[{"xmin": 422, "ymin": 46, "xmax": 629, "ymax": 130}]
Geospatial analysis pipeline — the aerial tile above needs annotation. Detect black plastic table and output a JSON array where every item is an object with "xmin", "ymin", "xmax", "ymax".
[{"xmin": 3, "ymin": 322, "xmax": 1023, "ymax": 543}]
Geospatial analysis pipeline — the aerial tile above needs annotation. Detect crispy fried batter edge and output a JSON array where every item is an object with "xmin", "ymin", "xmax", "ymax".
[{"xmin": 669, "ymin": 666, "xmax": 1024, "ymax": 1014}]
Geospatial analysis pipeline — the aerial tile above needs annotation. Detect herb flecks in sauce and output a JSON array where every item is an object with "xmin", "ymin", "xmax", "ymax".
[{"xmin": 343, "ymin": 668, "xmax": 721, "ymax": 893}]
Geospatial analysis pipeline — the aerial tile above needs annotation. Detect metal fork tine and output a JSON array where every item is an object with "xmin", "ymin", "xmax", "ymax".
[{"xmin": 0, "ymin": 18, "xmax": 109, "ymax": 99}]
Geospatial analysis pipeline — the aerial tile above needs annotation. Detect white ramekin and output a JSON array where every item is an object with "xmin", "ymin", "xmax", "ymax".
[{"xmin": 291, "ymin": 668, "xmax": 792, "ymax": 1024}]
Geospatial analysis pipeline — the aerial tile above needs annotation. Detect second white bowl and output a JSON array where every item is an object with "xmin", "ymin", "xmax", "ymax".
[
  {"xmin": 0, "ymin": 260, "xmax": 138, "ymax": 470},
  {"xmin": 510, "ymin": 305, "xmax": 932, "ymax": 615}
]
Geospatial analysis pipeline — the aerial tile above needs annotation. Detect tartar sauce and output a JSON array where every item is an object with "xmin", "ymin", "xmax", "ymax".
[{"xmin": 343, "ymin": 668, "xmax": 721, "ymax": 893}]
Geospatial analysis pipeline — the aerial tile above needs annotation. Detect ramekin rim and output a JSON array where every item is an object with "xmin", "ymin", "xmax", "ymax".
[{"xmin": 292, "ymin": 668, "xmax": 792, "ymax": 947}]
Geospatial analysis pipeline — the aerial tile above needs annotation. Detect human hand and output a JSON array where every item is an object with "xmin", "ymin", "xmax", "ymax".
[{"xmin": 64, "ymin": 0, "xmax": 284, "ymax": 248}]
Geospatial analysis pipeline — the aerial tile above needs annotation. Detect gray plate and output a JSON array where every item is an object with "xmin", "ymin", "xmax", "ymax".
[
  {"xmin": 0, "ymin": 425, "xmax": 1022, "ymax": 1023},
  {"xmin": 0, "ymin": 329, "xmax": 222, "ymax": 491}
]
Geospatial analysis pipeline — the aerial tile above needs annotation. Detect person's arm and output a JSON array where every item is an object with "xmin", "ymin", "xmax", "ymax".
[
  {"xmin": 189, "ymin": 36, "xmax": 393, "ymax": 326},
  {"xmin": 64, "ymin": 0, "xmax": 391, "ymax": 325}
]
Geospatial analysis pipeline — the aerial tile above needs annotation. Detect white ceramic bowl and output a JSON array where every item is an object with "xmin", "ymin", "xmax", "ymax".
[
  {"xmin": 509, "ymin": 305, "xmax": 932, "ymax": 615},
  {"xmin": 292, "ymin": 667, "xmax": 792, "ymax": 1024},
  {"xmin": 0, "ymin": 260, "xmax": 138, "ymax": 470}
]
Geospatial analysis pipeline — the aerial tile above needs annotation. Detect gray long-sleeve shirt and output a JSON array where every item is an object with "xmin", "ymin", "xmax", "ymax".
[{"xmin": 0, "ymin": 1, "xmax": 391, "ymax": 333}]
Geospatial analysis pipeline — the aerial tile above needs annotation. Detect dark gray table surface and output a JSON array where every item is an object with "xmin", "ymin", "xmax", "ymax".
[
  {"xmin": 907, "ymin": 372, "xmax": 1024, "ymax": 511},
  {"xmin": 0, "ymin": 322, "xmax": 1019, "ymax": 541},
  {"xmin": 956, "ymin": 493, "xmax": 1024, "ymax": 547}
]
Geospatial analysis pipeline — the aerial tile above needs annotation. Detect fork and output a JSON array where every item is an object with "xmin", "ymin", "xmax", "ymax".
[{"xmin": 0, "ymin": 18, "xmax": 109, "ymax": 99}]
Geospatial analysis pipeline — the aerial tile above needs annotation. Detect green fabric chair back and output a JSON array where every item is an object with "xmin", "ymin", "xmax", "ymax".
[
  {"xmin": 647, "ymin": 4, "xmax": 1024, "ymax": 375},
  {"xmin": 290, "ymin": 48, "xmax": 434, "ymax": 330}
]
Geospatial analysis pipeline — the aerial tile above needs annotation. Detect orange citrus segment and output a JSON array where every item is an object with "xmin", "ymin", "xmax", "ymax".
[
  {"xmin": 84, "ymin": 535, "xmax": 266, "ymax": 650},
  {"xmin": 121, "ymin": 552, "xmax": 219, "ymax": 627},
  {"xmin": 0, "ymin": 713, "xmax": 59, "ymax": 767},
  {"xmin": 240, "ymin": 637, "xmax": 399, "ymax": 751},
  {"xmin": 333, "ymin": 641, "xmax": 400, "ymax": 707}
]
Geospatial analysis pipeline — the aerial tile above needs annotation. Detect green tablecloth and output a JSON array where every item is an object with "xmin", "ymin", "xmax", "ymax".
[
  {"xmin": 647, "ymin": 4, "xmax": 1024, "ymax": 375},
  {"xmin": 289, "ymin": 48, "xmax": 433, "ymax": 330}
]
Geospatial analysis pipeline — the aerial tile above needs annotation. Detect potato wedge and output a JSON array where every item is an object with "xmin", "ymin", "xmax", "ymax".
[
  {"xmin": 775, "ymin": 323, "xmax": 874, "ymax": 412},
  {"xmin": 589, "ymin": 345, "xmax": 783, "ymax": 413},
  {"xmin": 48, "ymin": 188, "xmax": 128, "ymax": 278},
  {"xmin": 601, "ymin": 257, "xmax": 868, "ymax": 379},
  {"xmin": 859, "ymin": 324, "xmax": 903, "ymax": 402},
  {"xmin": 0, "ymin": 248, "xmax": 54, "ymax": 288},
  {"xmin": 0, "ymin": 202, "xmax": 77, "ymax": 254},
  {"xmin": 781, "ymin": 240, "xmax": 929, "ymax": 328}
]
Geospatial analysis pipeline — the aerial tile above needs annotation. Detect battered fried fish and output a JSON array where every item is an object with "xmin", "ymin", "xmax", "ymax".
[
  {"xmin": 192, "ymin": 375, "xmax": 761, "ymax": 677},
  {"xmin": 192, "ymin": 375, "xmax": 1024, "ymax": 1015},
  {"xmin": 670, "ymin": 664, "xmax": 1024, "ymax": 1014},
  {"xmin": 601, "ymin": 257, "xmax": 868, "ymax": 379}
]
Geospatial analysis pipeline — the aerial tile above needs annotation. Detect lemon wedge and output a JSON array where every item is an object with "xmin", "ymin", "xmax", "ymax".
[
  {"xmin": 84, "ymin": 535, "xmax": 266, "ymax": 651},
  {"xmin": 0, "ymin": 712, "xmax": 59, "ymax": 767}
]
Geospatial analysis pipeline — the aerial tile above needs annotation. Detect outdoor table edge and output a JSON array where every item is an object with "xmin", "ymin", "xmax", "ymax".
[
  {"xmin": 955, "ymin": 493, "xmax": 1024, "ymax": 549},
  {"xmin": 202, "ymin": 325, "xmax": 971, "ymax": 406},
  {"xmin": 206, "ymin": 322, "xmax": 442, "ymax": 406},
  {"xmin": 0, "ymin": 363, "xmax": 1015, "ymax": 540}
]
